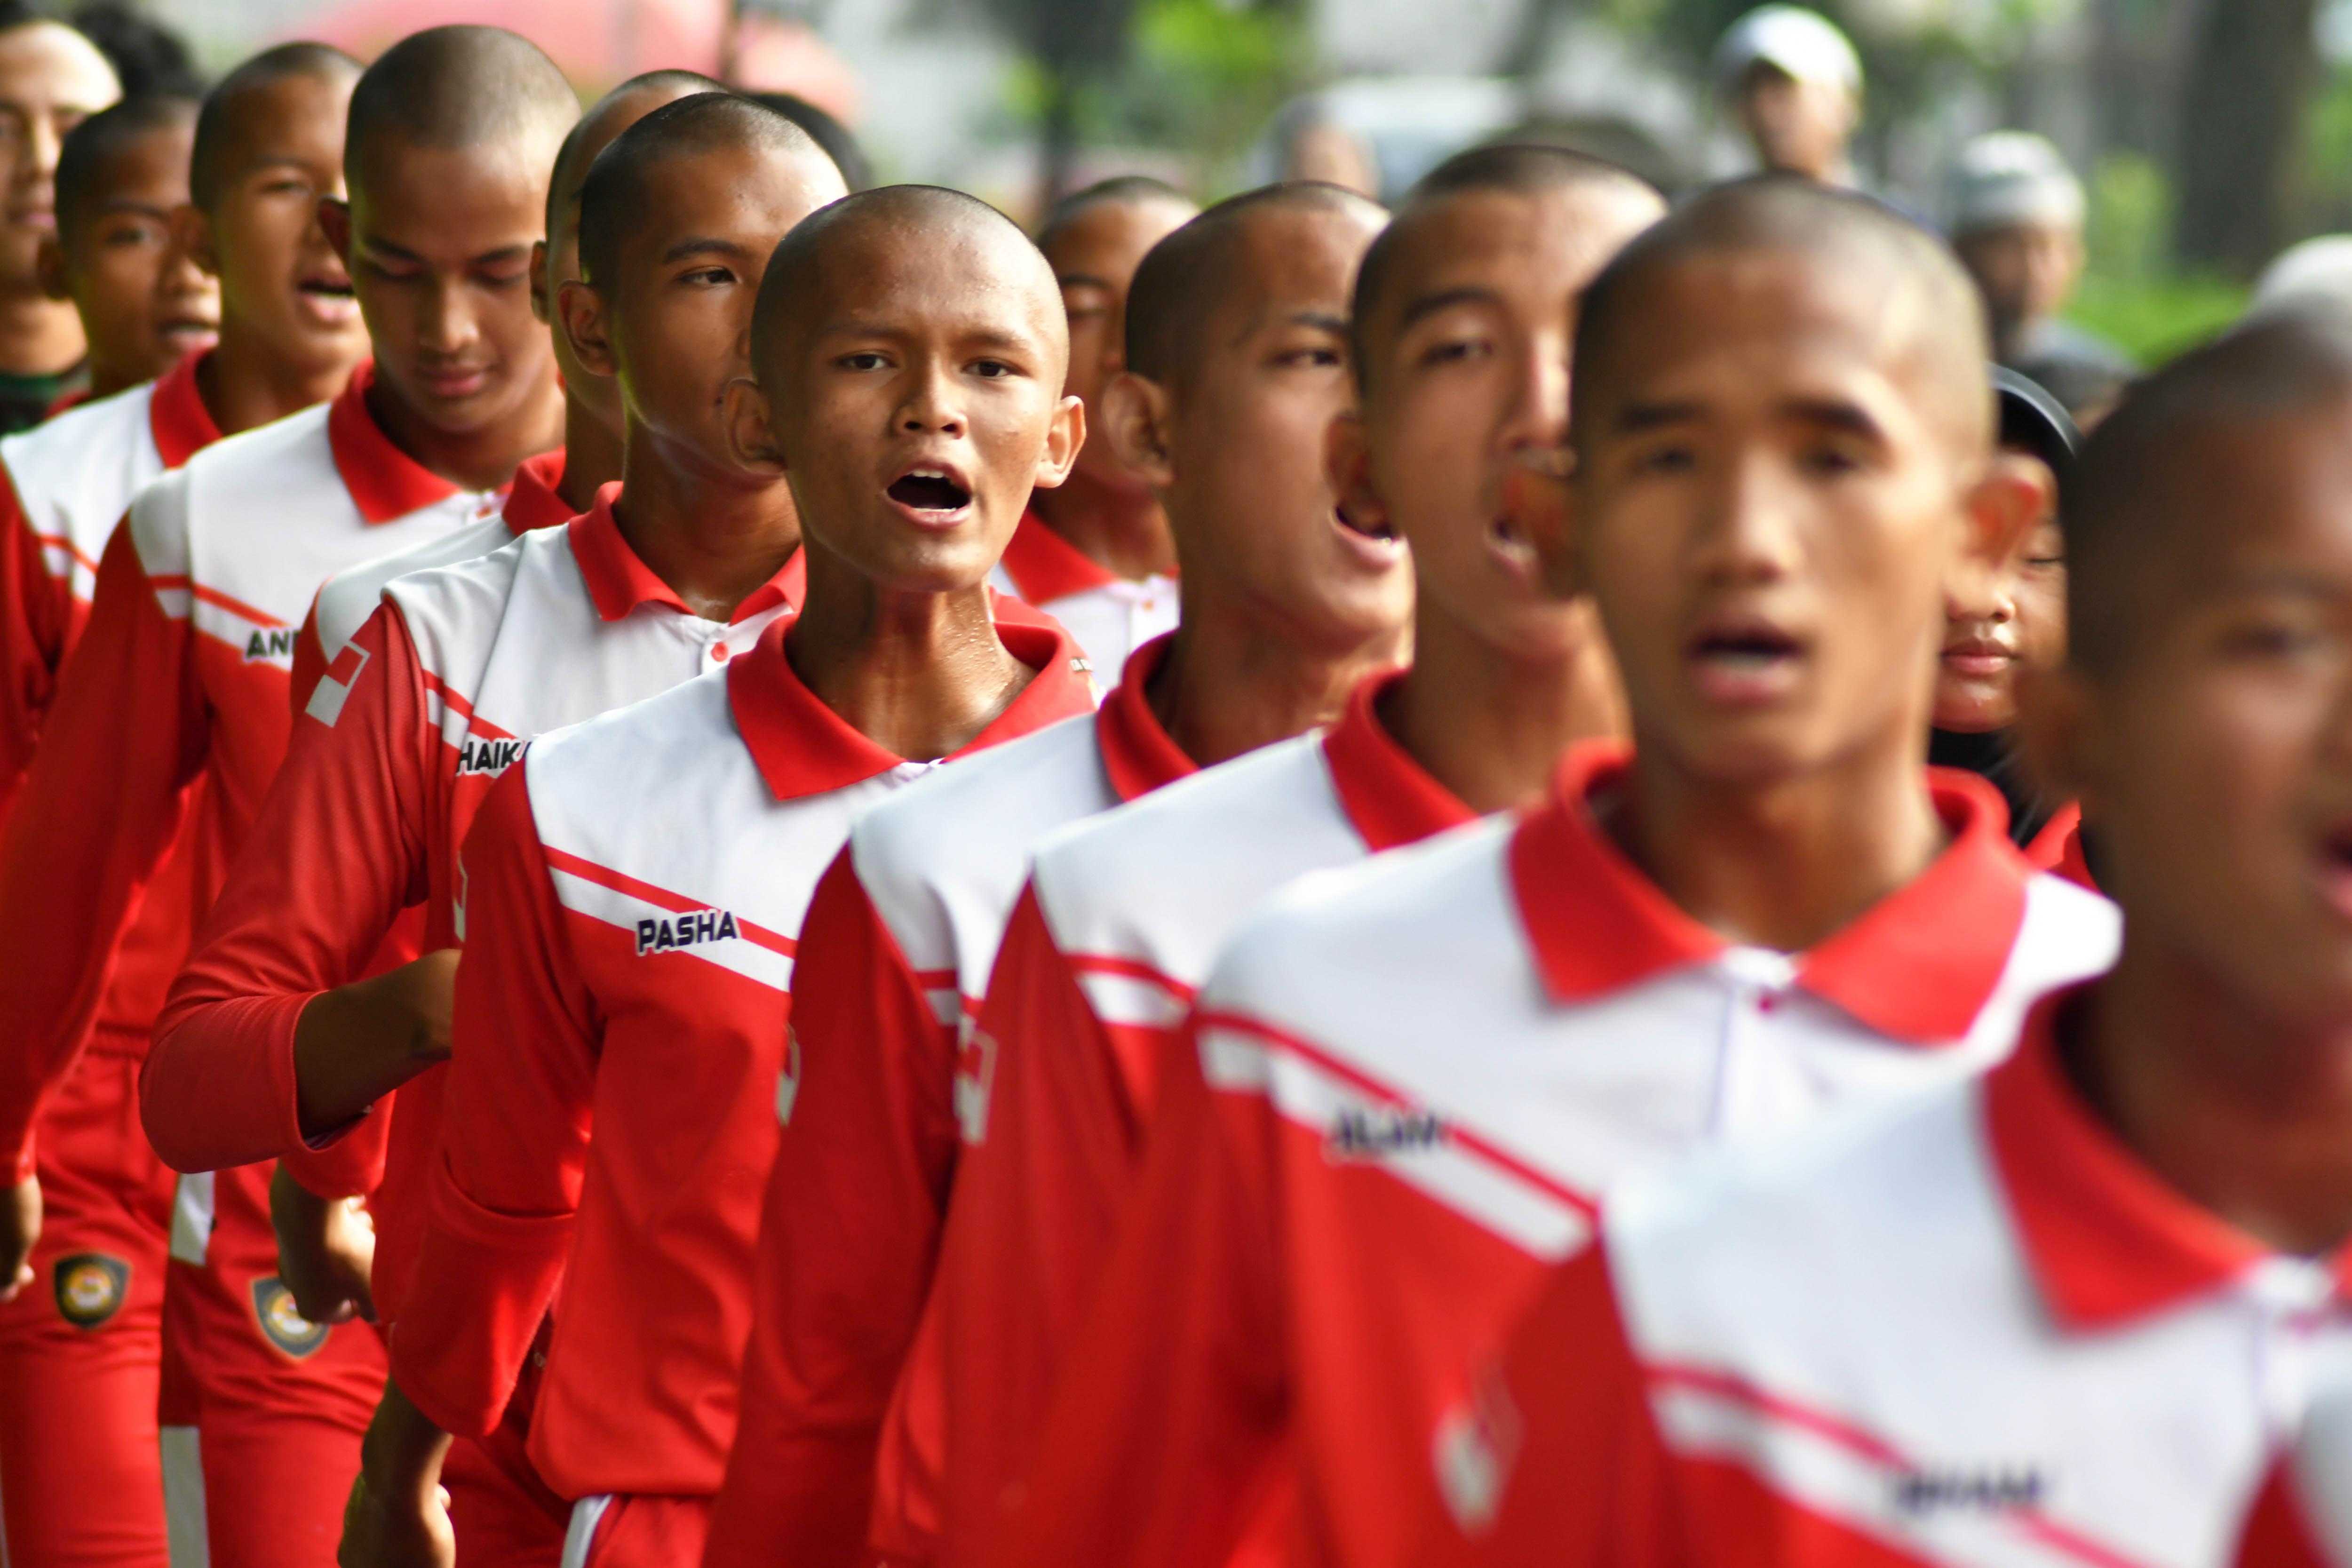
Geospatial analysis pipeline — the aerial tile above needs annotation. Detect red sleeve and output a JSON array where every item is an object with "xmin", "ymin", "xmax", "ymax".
[
  {"xmin": 1414, "ymin": 1244, "xmax": 1688, "ymax": 1568},
  {"xmin": 0, "ymin": 470, "xmax": 75, "ymax": 829},
  {"xmin": 703, "ymin": 849, "xmax": 960, "ymax": 1568},
  {"xmin": 933, "ymin": 883, "xmax": 1160, "ymax": 1548},
  {"xmin": 143, "ymin": 602, "xmax": 437, "ymax": 1180},
  {"xmin": 0, "ymin": 523, "xmax": 203, "ymax": 1181},
  {"xmin": 979, "ymin": 1021, "xmax": 1288, "ymax": 1568},
  {"xmin": 288, "ymin": 594, "xmax": 327, "ymax": 719},
  {"xmin": 386, "ymin": 762, "xmax": 598, "ymax": 1439}
]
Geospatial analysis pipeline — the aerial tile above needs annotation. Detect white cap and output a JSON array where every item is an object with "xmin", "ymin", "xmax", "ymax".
[
  {"xmin": 1948, "ymin": 132, "xmax": 2084, "ymax": 235},
  {"xmin": 1715, "ymin": 6, "xmax": 1863, "ymax": 98},
  {"xmin": 2249, "ymin": 234, "xmax": 2352, "ymax": 323}
]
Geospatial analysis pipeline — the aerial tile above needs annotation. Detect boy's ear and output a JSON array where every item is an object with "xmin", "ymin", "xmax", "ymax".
[
  {"xmin": 1326, "ymin": 411, "xmax": 1388, "ymax": 544},
  {"xmin": 1950, "ymin": 449, "xmax": 2053, "ymax": 622},
  {"xmin": 34, "ymin": 235, "xmax": 66, "ymax": 303},
  {"xmin": 1099, "ymin": 370, "xmax": 1172, "ymax": 492},
  {"xmin": 1030, "ymin": 391, "xmax": 1085, "ymax": 491},
  {"xmin": 316, "ymin": 197, "xmax": 350, "ymax": 265},
  {"xmin": 168, "ymin": 204, "xmax": 218, "ymax": 279},
  {"xmin": 556, "ymin": 279, "xmax": 618, "ymax": 381},
  {"xmin": 529, "ymin": 239, "xmax": 551, "ymax": 326},
  {"xmin": 2013, "ymin": 658, "xmax": 2100, "ymax": 818},
  {"xmin": 723, "ymin": 376, "xmax": 789, "ymax": 479}
]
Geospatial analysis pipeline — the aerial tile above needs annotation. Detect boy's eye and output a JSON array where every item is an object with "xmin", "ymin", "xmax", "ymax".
[
  {"xmin": 1797, "ymin": 442, "xmax": 1867, "ymax": 477},
  {"xmin": 260, "ymin": 178, "xmax": 310, "ymax": 199},
  {"xmin": 1273, "ymin": 344, "xmax": 1342, "ymax": 369},
  {"xmin": 680, "ymin": 266, "xmax": 734, "ymax": 287},
  {"xmin": 1421, "ymin": 336, "xmax": 1492, "ymax": 367},
  {"xmin": 1628, "ymin": 442, "xmax": 1698, "ymax": 477},
  {"xmin": 2217, "ymin": 614, "xmax": 2327, "ymax": 659},
  {"xmin": 969, "ymin": 358, "xmax": 1018, "ymax": 379},
  {"xmin": 837, "ymin": 351, "xmax": 890, "ymax": 371}
]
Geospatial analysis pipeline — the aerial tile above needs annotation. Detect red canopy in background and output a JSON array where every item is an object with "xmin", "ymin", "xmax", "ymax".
[{"xmin": 291, "ymin": 0, "xmax": 861, "ymax": 121}]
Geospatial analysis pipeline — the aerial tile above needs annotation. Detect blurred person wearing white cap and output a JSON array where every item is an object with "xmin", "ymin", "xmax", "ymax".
[
  {"xmin": 1950, "ymin": 129, "xmax": 2133, "ymax": 415},
  {"xmin": 2250, "ymin": 234, "xmax": 2352, "ymax": 325},
  {"xmin": 1714, "ymin": 4, "xmax": 1862, "ymax": 185}
]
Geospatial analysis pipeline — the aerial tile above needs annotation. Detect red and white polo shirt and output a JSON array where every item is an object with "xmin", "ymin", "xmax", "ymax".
[
  {"xmin": 1423, "ymin": 993, "xmax": 2349, "ymax": 1568},
  {"xmin": 0, "ymin": 362, "xmax": 496, "ymax": 1205},
  {"xmin": 0, "ymin": 348, "xmax": 217, "ymax": 819},
  {"xmin": 988, "ymin": 509, "xmax": 1176, "ymax": 683},
  {"xmin": 943, "ymin": 667, "xmax": 1469, "ymax": 1565},
  {"xmin": 706, "ymin": 634, "xmax": 1187, "ymax": 1568},
  {"xmin": 287, "ymin": 445, "xmax": 572, "ymax": 712},
  {"xmin": 144, "ymin": 489, "xmax": 806, "ymax": 1327},
  {"xmin": 984, "ymin": 749, "xmax": 2120, "ymax": 1568},
  {"xmin": 2238, "ymin": 1393, "xmax": 2352, "ymax": 1568},
  {"xmin": 387, "ymin": 617, "xmax": 1092, "ymax": 1504}
]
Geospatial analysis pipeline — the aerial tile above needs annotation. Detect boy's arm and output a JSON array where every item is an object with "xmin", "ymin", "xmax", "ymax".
[
  {"xmin": 978, "ymin": 1019, "xmax": 1290, "ymax": 1568},
  {"xmin": 385, "ymin": 761, "xmax": 599, "ymax": 1441},
  {"xmin": 143, "ymin": 600, "xmax": 445, "ymax": 1181},
  {"xmin": 1413, "ymin": 1244, "xmax": 1691, "ymax": 1568},
  {"xmin": 0, "ymin": 466, "xmax": 75, "ymax": 827},
  {"xmin": 703, "ymin": 847, "xmax": 963, "ymax": 1568},
  {"xmin": 0, "ymin": 517, "xmax": 207, "ymax": 1185}
]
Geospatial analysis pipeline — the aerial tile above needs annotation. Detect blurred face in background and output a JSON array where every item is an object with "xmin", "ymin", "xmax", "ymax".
[
  {"xmin": 0, "ymin": 22, "xmax": 119, "ymax": 290},
  {"xmin": 1044, "ymin": 193, "xmax": 1196, "ymax": 500},
  {"xmin": 1733, "ymin": 63, "xmax": 1854, "ymax": 183},
  {"xmin": 1957, "ymin": 220, "xmax": 2085, "ymax": 353}
]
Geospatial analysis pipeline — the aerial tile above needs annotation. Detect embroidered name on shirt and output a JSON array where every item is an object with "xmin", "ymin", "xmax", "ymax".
[
  {"xmin": 1891, "ymin": 1466, "xmax": 2048, "ymax": 1516},
  {"xmin": 455, "ymin": 737, "xmax": 527, "ymax": 778},
  {"xmin": 243, "ymin": 628, "xmax": 298, "ymax": 662},
  {"xmin": 636, "ymin": 907, "xmax": 740, "ymax": 956},
  {"xmin": 1327, "ymin": 1106, "xmax": 1446, "ymax": 1160}
]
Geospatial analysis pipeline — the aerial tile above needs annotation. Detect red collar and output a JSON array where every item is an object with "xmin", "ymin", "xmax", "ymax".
[
  {"xmin": 148, "ymin": 350, "xmax": 220, "ymax": 469},
  {"xmin": 1319, "ymin": 669, "xmax": 1478, "ymax": 852},
  {"xmin": 728, "ymin": 617, "xmax": 1096, "ymax": 803},
  {"xmin": 1095, "ymin": 633, "xmax": 1193, "ymax": 803},
  {"xmin": 501, "ymin": 449, "xmax": 576, "ymax": 534},
  {"xmin": 996, "ymin": 509, "xmax": 1119, "ymax": 605},
  {"xmin": 1508, "ymin": 750, "xmax": 2030, "ymax": 1043},
  {"xmin": 326, "ymin": 363, "xmax": 466, "ymax": 524},
  {"xmin": 568, "ymin": 493, "xmax": 806, "ymax": 624},
  {"xmin": 1986, "ymin": 995, "xmax": 2352, "ymax": 1327}
]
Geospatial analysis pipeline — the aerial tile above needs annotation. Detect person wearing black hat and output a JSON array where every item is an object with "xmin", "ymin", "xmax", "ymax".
[{"xmin": 1930, "ymin": 366, "xmax": 2082, "ymax": 867}]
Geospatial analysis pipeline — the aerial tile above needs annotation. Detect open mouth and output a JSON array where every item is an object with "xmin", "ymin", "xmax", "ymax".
[
  {"xmin": 1487, "ymin": 516, "xmax": 1538, "ymax": 571},
  {"xmin": 1686, "ymin": 618, "xmax": 1807, "ymax": 704},
  {"xmin": 1335, "ymin": 506, "xmax": 1395, "ymax": 542},
  {"xmin": 888, "ymin": 467, "xmax": 973, "ymax": 517}
]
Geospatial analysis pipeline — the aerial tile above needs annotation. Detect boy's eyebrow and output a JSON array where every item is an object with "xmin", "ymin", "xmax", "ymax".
[
  {"xmin": 1056, "ymin": 271, "xmax": 1114, "ymax": 292},
  {"xmin": 1613, "ymin": 398, "xmax": 1705, "ymax": 432},
  {"xmin": 1396, "ymin": 285, "xmax": 1502, "ymax": 330},
  {"xmin": 1289, "ymin": 309, "xmax": 1348, "ymax": 336},
  {"xmin": 95, "ymin": 197, "xmax": 174, "ymax": 218},
  {"xmin": 660, "ymin": 235, "xmax": 756, "ymax": 264},
  {"xmin": 361, "ymin": 234, "xmax": 535, "ymax": 268},
  {"xmin": 1780, "ymin": 397, "xmax": 1889, "ymax": 440}
]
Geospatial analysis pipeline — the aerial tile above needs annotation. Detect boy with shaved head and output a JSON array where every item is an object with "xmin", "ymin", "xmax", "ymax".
[
  {"xmin": 0, "ymin": 40, "xmax": 364, "ymax": 1568},
  {"xmin": 342, "ymin": 185, "xmax": 1095, "ymax": 1568},
  {"xmin": 700, "ymin": 177, "xmax": 1389, "ymax": 1568},
  {"xmin": 0, "ymin": 11, "xmax": 120, "ymax": 431},
  {"xmin": 1429, "ymin": 311, "xmax": 2352, "ymax": 1568},
  {"xmin": 990, "ymin": 175, "xmax": 1195, "ymax": 676},
  {"xmin": 146, "ymin": 88, "xmax": 839, "ymax": 1568},
  {"xmin": 43, "ymin": 96, "xmax": 216, "ymax": 405},
  {"xmin": 0, "ymin": 25, "xmax": 572, "ymax": 1568},
  {"xmin": 990, "ymin": 175, "xmax": 2121, "ymax": 1568}
]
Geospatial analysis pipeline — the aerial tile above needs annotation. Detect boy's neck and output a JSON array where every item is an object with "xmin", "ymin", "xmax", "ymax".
[
  {"xmin": 1380, "ymin": 601, "xmax": 1622, "ymax": 816},
  {"xmin": 1028, "ymin": 469, "xmax": 1177, "ymax": 581},
  {"xmin": 556, "ymin": 397, "xmax": 623, "ymax": 515},
  {"xmin": 364, "ymin": 367, "xmax": 563, "ymax": 494},
  {"xmin": 785, "ymin": 543, "xmax": 1032, "ymax": 763},
  {"xmin": 0, "ymin": 284, "xmax": 81, "ymax": 380},
  {"xmin": 608, "ymin": 430, "xmax": 799, "ymax": 624},
  {"xmin": 87, "ymin": 359, "xmax": 144, "ymax": 402},
  {"xmin": 196, "ymin": 322, "xmax": 352, "ymax": 438},
  {"xmin": 1149, "ymin": 575, "xmax": 1401, "ymax": 771},
  {"xmin": 1609, "ymin": 728, "xmax": 1946, "ymax": 955},
  {"xmin": 2070, "ymin": 946, "xmax": 2352, "ymax": 1259}
]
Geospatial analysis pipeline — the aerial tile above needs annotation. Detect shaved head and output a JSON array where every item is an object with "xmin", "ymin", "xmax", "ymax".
[
  {"xmin": 2066, "ymin": 313, "xmax": 2352, "ymax": 676},
  {"xmin": 1124, "ymin": 181, "xmax": 1386, "ymax": 388},
  {"xmin": 1352, "ymin": 143, "xmax": 1658, "ymax": 391},
  {"xmin": 751, "ymin": 183, "xmax": 1059, "ymax": 385},
  {"xmin": 548, "ymin": 69, "xmax": 721, "ymax": 247},
  {"xmin": 57, "ymin": 93, "xmax": 193, "ymax": 239},
  {"xmin": 1574, "ymin": 174, "xmax": 1991, "ymax": 453},
  {"xmin": 188, "ymin": 41, "xmax": 357, "ymax": 211},
  {"xmin": 578, "ymin": 91, "xmax": 835, "ymax": 292},
  {"xmin": 344, "ymin": 24, "xmax": 575, "ymax": 188},
  {"xmin": 1039, "ymin": 173, "xmax": 1192, "ymax": 253}
]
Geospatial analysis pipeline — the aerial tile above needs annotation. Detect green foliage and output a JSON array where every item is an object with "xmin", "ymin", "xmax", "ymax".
[{"xmin": 2066, "ymin": 273, "xmax": 2246, "ymax": 365}]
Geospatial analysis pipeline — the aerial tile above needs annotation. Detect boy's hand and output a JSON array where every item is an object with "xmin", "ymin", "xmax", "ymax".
[
  {"xmin": 338, "ymin": 1382, "xmax": 456, "ymax": 1568},
  {"xmin": 294, "ymin": 948, "xmax": 462, "ymax": 1139},
  {"xmin": 0, "ymin": 1176, "xmax": 37, "ymax": 1301},
  {"xmin": 271, "ymin": 1166, "xmax": 375, "ymax": 1325}
]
